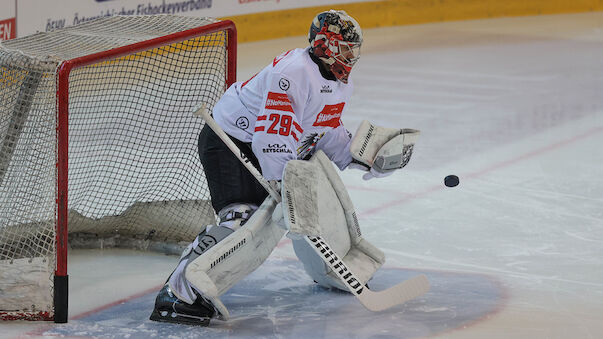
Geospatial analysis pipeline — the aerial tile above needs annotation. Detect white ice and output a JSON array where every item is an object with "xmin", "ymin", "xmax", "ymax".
[{"xmin": 2, "ymin": 12, "xmax": 603, "ymax": 339}]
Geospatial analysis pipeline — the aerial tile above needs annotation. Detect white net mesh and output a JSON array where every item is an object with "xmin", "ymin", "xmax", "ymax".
[{"xmin": 0, "ymin": 15, "xmax": 232, "ymax": 320}]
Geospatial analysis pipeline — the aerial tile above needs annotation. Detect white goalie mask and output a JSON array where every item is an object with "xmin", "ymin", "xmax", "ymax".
[{"xmin": 308, "ymin": 10, "xmax": 363, "ymax": 83}]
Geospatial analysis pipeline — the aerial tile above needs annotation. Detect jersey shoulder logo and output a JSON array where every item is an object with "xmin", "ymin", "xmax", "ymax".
[
  {"xmin": 313, "ymin": 103, "xmax": 345, "ymax": 128},
  {"xmin": 235, "ymin": 117, "xmax": 249, "ymax": 129},
  {"xmin": 279, "ymin": 78, "xmax": 290, "ymax": 91}
]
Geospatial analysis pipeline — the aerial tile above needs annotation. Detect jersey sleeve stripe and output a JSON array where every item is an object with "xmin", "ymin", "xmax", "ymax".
[
  {"xmin": 292, "ymin": 121, "xmax": 303, "ymax": 134},
  {"xmin": 291, "ymin": 131, "xmax": 299, "ymax": 142},
  {"xmin": 257, "ymin": 115, "xmax": 267, "ymax": 121},
  {"xmin": 254, "ymin": 126, "xmax": 265, "ymax": 132}
]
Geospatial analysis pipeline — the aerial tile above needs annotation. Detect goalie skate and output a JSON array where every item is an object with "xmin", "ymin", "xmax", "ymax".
[{"xmin": 149, "ymin": 284, "xmax": 215, "ymax": 326}]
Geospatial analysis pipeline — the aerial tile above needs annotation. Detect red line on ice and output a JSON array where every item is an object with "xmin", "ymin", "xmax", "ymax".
[
  {"xmin": 23, "ymin": 285, "xmax": 164, "ymax": 338},
  {"xmin": 71, "ymin": 285, "xmax": 163, "ymax": 320}
]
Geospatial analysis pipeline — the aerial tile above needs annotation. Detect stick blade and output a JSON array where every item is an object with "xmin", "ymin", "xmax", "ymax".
[{"xmin": 357, "ymin": 274, "xmax": 430, "ymax": 312}]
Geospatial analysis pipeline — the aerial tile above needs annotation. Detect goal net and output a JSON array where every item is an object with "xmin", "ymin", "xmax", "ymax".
[{"xmin": 0, "ymin": 15, "xmax": 236, "ymax": 322}]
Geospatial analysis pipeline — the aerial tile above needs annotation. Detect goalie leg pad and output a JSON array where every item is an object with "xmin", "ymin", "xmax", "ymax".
[
  {"xmin": 184, "ymin": 198, "xmax": 286, "ymax": 320},
  {"xmin": 291, "ymin": 238, "xmax": 346, "ymax": 290},
  {"xmin": 168, "ymin": 225, "xmax": 234, "ymax": 305},
  {"xmin": 282, "ymin": 151, "xmax": 385, "ymax": 291},
  {"xmin": 168, "ymin": 203, "xmax": 257, "ymax": 305}
]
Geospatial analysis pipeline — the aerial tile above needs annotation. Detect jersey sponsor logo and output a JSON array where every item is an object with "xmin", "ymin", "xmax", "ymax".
[
  {"xmin": 236, "ymin": 117, "xmax": 249, "ymax": 129},
  {"xmin": 320, "ymin": 85, "xmax": 332, "ymax": 93},
  {"xmin": 265, "ymin": 92, "xmax": 293, "ymax": 113},
  {"xmin": 279, "ymin": 78, "xmax": 290, "ymax": 91},
  {"xmin": 262, "ymin": 143, "xmax": 293, "ymax": 154},
  {"xmin": 313, "ymin": 103, "xmax": 345, "ymax": 127}
]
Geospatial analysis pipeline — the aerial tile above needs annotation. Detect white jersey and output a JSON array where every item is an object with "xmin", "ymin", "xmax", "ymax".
[{"xmin": 213, "ymin": 47, "xmax": 354, "ymax": 180}]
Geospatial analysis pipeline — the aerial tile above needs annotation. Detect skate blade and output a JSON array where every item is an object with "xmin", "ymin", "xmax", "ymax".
[{"xmin": 149, "ymin": 309, "xmax": 211, "ymax": 326}]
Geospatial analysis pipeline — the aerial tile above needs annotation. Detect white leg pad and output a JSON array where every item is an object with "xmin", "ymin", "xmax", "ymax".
[
  {"xmin": 283, "ymin": 151, "xmax": 385, "ymax": 291},
  {"xmin": 185, "ymin": 197, "xmax": 285, "ymax": 320}
]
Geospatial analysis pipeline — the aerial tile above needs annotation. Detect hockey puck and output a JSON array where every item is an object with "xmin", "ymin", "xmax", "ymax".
[{"xmin": 444, "ymin": 175, "xmax": 459, "ymax": 187}]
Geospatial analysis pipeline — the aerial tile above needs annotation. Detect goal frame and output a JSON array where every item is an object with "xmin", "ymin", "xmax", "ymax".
[{"xmin": 51, "ymin": 20, "xmax": 237, "ymax": 323}]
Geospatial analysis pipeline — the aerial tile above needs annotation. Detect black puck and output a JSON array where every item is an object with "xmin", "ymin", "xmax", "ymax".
[{"xmin": 444, "ymin": 175, "xmax": 459, "ymax": 187}]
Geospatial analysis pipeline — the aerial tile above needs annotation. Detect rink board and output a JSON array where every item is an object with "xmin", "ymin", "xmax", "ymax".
[{"xmin": 34, "ymin": 258, "xmax": 504, "ymax": 339}]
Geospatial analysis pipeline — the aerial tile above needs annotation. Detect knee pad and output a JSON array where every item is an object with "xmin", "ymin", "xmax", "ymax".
[{"xmin": 217, "ymin": 203, "xmax": 258, "ymax": 230}]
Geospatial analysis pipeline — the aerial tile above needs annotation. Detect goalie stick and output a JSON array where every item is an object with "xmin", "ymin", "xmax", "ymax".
[
  {"xmin": 307, "ymin": 236, "xmax": 429, "ymax": 311},
  {"xmin": 195, "ymin": 104, "xmax": 430, "ymax": 312}
]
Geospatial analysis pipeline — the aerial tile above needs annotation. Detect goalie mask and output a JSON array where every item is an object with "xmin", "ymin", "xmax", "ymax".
[{"xmin": 309, "ymin": 10, "xmax": 362, "ymax": 84}]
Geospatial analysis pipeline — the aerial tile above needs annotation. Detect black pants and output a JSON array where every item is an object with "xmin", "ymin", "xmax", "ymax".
[{"xmin": 198, "ymin": 124, "xmax": 268, "ymax": 214}]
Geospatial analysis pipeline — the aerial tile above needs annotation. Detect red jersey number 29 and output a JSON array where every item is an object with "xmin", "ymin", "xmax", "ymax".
[{"xmin": 267, "ymin": 114, "xmax": 292, "ymax": 136}]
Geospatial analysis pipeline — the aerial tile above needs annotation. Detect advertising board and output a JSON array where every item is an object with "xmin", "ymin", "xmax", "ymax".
[
  {"xmin": 0, "ymin": 0, "xmax": 16, "ymax": 40},
  {"xmin": 16, "ymin": 0, "xmax": 369, "ymax": 37}
]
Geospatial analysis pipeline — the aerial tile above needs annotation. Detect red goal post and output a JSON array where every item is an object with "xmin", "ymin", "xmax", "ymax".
[{"xmin": 0, "ymin": 15, "xmax": 236, "ymax": 323}]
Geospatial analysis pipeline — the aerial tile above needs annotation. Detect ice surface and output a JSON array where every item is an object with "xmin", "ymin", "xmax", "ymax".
[
  {"xmin": 3, "ymin": 11, "xmax": 603, "ymax": 339},
  {"xmin": 39, "ymin": 258, "xmax": 503, "ymax": 339}
]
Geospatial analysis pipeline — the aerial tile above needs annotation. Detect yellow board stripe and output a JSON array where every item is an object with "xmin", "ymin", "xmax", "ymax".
[{"xmin": 221, "ymin": 0, "xmax": 603, "ymax": 43}]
